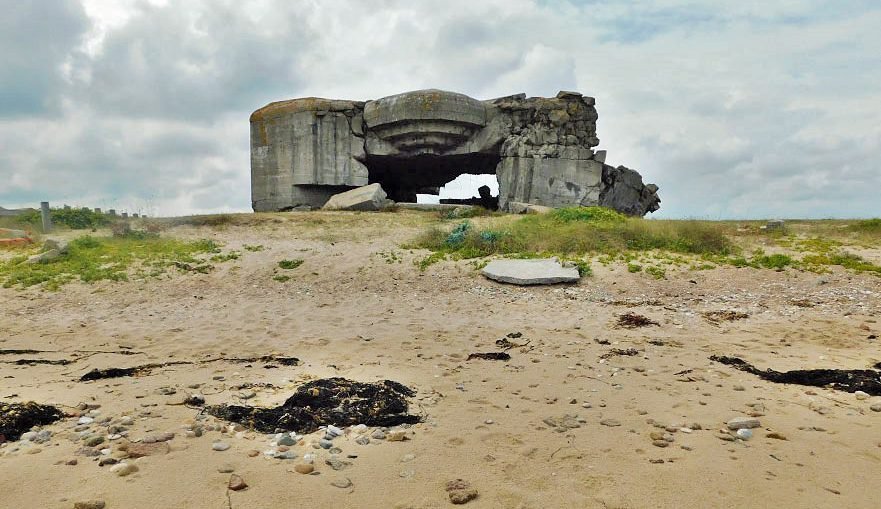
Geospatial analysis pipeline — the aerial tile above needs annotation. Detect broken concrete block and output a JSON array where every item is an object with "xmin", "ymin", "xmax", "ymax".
[
  {"xmin": 481, "ymin": 258, "xmax": 580, "ymax": 285},
  {"xmin": 322, "ymin": 183, "xmax": 391, "ymax": 211},
  {"xmin": 507, "ymin": 202, "xmax": 555, "ymax": 215}
]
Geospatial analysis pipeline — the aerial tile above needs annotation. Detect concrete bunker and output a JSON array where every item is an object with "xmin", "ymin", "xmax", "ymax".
[{"xmin": 250, "ymin": 89, "xmax": 660, "ymax": 215}]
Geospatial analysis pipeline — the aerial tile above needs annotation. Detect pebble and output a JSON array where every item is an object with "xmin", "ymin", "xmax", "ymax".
[
  {"xmin": 218, "ymin": 464, "xmax": 235, "ymax": 473},
  {"xmin": 294, "ymin": 463, "xmax": 314, "ymax": 474},
  {"xmin": 247, "ymin": 450, "xmax": 260, "ymax": 457},
  {"xmin": 74, "ymin": 501, "xmax": 106, "ymax": 509},
  {"xmin": 870, "ymin": 403, "xmax": 881, "ymax": 412},
  {"xmin": 371, "ymin": 430, "xmax": 386, "ymax": 440},
  {"xmin": 274, "ymin": 451, "xmax": 297, "ymax": 460},
  {"xmin": 652, "ymin": 440, "xmax": 669, "ymax": 448},
  {"xmin": 110, "ymin": 462, "xmax": 139, "ymax": 477},
  {"xmin": 446, "ymin": 479, "xmax": 478, "ymax": 504},
  {"xmin": 77, "ymin": 417, "xmax": 95, "ymax": 425},
  {"xmin": 401, "ymin": 453, "xmax": 416, "ymax": 462},
  {"xmin": 855, "ymin": 391, "xmax": 869, "ymax": 401},
  {"xmin": 726, "ymin": 417, "xmax": 761, "ymax": 430},
  {"xmin": 84, "ymin": 436, "xmax": 105, "ymax": 447},
  {"xmin": 766, "ymin": 431, "xmax": 787, "ymax": 440},
  {"xmin": 318, "ymin": 439, "xmax": 333, "ymax": 449},
  {"xmin": 326, "ymin": 456, "xmax": 348, "ymax": 470},
  {"xmin": 355, "ymin": 436, "xmax": 370, "ymax": 445},
  {"xmin": 386, "ymin": 430, "xmax": 407, "ymax": 441},
  {"xmin": 326, "ymin": 425, "xmax": 344, "ymax": 437},
  {"xmin": 600, "ymin": 419, "xmax": 621, "ymax": 427},
  {"xmin": 330, "ymin": 478, "xmax": 353, "ymax": 489},
  {"xmin": 736, "ymin": 429, "xmax": 753, "ymax": 440},
  {"xmin": 212, "ymin": 442, "xmax": 231, "ymax": 452},
  {"xmin": 228, "ymin": 474, "xmax": 248, "ymax": 491},
  {"xmin": 277, "ymin": 435, "xmax": 296, "ymax": 447}
]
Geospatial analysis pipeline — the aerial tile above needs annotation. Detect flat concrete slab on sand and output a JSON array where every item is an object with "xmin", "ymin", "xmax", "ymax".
[{"xmin": 481, "ymin": 258, "xmax": 581, "ymax": 285}]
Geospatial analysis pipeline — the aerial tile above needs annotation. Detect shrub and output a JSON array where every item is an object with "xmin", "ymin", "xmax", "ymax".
[{"xmin": 278, "ymin": 259, "xmax": 304, "ymax": 269}]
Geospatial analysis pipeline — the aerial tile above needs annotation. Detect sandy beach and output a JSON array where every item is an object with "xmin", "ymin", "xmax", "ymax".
[{"xmin": 2, "ymin": 211, "xmax": 880, "ymax": 509}]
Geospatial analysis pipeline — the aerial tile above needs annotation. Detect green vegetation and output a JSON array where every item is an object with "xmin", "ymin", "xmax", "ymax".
[
  {"xmin": 0, "ymin": 235, "xmax": 222, "ymax": 290},
  {"xmin": 244, "ymin": 244, "xmax": 265, "ymax": 252},
  {"xmin": 412, "ymin": 207, "xmax": 735, "ymax": 262},
  {"xmin": 272, "ymin": 275, "xmax": 291, "ymax": 282},
  {"xmin": 278, "ymin": 259, "xmax": 304, "ymax": 270},
  {"xmin": 210, "ymin": 251, "xmax": 241, "ymax": 262},
  {"xmin": 850, "ymin": 218, "xmax": 881, "ymax": 232},
  {"xmin": 627, "ymin": 263, "xmax": 642, "ymax": 273},
  {"xmin": 645, "ymin": 266, "xmax": 666, "ymax": 279},
  {"xmin": 16, "ymin": 207, "xmax": 110, "ymax": 231}
]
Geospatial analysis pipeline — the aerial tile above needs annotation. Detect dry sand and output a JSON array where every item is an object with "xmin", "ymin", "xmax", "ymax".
[{"xmin": 1, "ymin": 211, "xmax": 880, "ymax": 508}]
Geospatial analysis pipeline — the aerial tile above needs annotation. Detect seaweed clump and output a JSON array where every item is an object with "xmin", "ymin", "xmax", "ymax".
[
  {"xmin": 710, "ymin": 355, "xmax": 881, "ymax": 396},
  {"xmin": 206, "ymin": 377, "xmax": 420, "ymax": 433},
  {"xmin": 0, "ymin": 402, "xmax": 64, "ymax": 442}
]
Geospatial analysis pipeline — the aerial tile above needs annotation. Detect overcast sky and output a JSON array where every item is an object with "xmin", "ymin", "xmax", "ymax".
[{"xmin": 1, "ymin": 0, "xmax": 879, "ymax": 218}]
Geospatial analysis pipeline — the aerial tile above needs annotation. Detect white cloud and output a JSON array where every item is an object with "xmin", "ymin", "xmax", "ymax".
[{"xmin": 1, "ymin": 0, "xmax": 879, "ymax": 218}]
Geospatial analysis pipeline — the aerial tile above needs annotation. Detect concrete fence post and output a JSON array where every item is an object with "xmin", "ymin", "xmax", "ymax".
[{"xmin": 40, "ymin": 201, "xmax": 52, "ymax": 233}]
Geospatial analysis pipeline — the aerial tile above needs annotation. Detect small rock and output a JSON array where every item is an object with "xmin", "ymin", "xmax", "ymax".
[
  {"xmin": 83, "ymin": 436, "xmax": 105, "ymax": 447},
  {"xmin": 110, "ymin": 462, "xmax": 139, "ymax": 477},
  {"xmin": 77, "ymin": 416, "xmax": 94, "ymax": 425},
  {"xmin": 247, "ymin": 450, "xmax": 260, "ymax": 457},
  {"xmin": 386, "ymin": 430, "xmax": 407, "ymax": 441},
  {"xmin": 736, "ymin": 429, "xmax": 753, "ymax": 440},
  {"xmin": 228, "ymin": 474, "xmax": 247, "ymax": 491},
  {"xmin": 212, "ymin": 442, "xmax": 231, "ymax": 452},
  {"xmin": 726, "ymin": 417, "xmax": 761, "ymax": 430},
  {"xmin": 766, "ymin": 432, "xmax": 787, "ymax": 440},
  {"xmin": 218, "ymin": 464, "xmax": 235, "ymax": 473},
  {"xmin": 600, "ymin": 419, "xmax": 621, "ymax": 427},
  {"xmin": 371, "ymin": 430, "xmax": 386, "ymax": 440},
  {"xmin": 855, "ymin": 391, "xmax": 869, "ymax": 401},
  {"xmin": 652, "ymin": 440, "xmax": 669, "ymax": 448},
  {"xmin": 355, "ymin": 436, "xmax": 370, "ymax": 445},
  {"xmin": 277, "ymin": 435, "xmax": 296, "ymax": 446},
  {"xmin": 294, "ymin": 463, "xmax": 314, "ymax": 474},
  {"xmin": 446, "ymin": 479, "xmax": 478, "ymax": 504},
  {"xmin": 318, "ymin": 439, "xmax": 333, "ymax": 449},
  {"xmin": 870, "ymin": 403, "xmax": 881, "ymax": 412},
  {"xmin": 733, "ymin": 385, "xmax": 745, "ymax": 392},
  {"xmin": 330, "ymin": 478, "xmax": 352, "ymax": 489},
  {"xmin": 326, "ymin": 425, "xmax": 344, "ymax": 437}
]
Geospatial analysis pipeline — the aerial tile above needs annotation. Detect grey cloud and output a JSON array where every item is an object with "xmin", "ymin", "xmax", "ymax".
[{"xmin": 0, "ymin": 0, "xmax": 90, "ymax": 117}]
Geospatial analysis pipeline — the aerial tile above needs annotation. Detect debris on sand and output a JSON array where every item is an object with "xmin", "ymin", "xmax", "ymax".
[
  {"xmin": 600, "ymin": 348, "xmax": 640, "ymax": 359},
  {"xmin": 79, "ymin": 355, "xmax": 300, "ymax": 381},
  {"xmin": 0, "ymin": 402, "xmax": 64, "ymax": 442},
  {"xmin": 206, "ymin": 377, "xmax": 420, "ymax": 433},
  {"xmin": 616, "ymin": 313, "xmax": 659, "ymax": 329},
  {"xmin": 710, "ymin": 355, "xmax": 881, "ymax": 396},
  {"xmin": 466, "ymin": 352, "xmax": 512, "ymax": 361},
  {"xmin": 495, "ymin": 332, "xmax": 530, "ymax": 351},
  {"xmin": 80, "ymin": 362, "xmax": 191, "ymax": 381},
  {"xmin": 703, "ymin": 311, "xmax": 749, "ymax": 324},
  {"xmin": 446, "ymin": 479, "xmax": 479, "ymax": 504}
]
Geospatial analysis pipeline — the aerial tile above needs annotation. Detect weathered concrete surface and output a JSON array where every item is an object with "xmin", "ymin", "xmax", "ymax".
[
  {"xmin": 322, "ymin": 184, "xmax": 390, "ymax": 211},
  {"xmin": 507, "ymin": 202, "xmax": 555, "ymax": 215},
  {"xmin": 251, "ymin": 89, "xmax": 660, "ymax": 214},
  {"xmin": 481, "ymin": 258, "xmax": 581, "ymax": 285}
]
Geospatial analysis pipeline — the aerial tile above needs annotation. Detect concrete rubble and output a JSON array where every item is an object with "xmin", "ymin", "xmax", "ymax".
[
  {"xmin": 481, "ymin": 258, "xmax": 581, "ymax": 285},
  {"xmin": 250, "ymin": 89, "xmax": 660, "ymax": 215}
]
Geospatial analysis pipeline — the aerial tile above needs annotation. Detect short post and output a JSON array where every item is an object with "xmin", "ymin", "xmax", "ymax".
[
  {"xmin": 40, "ymin": 201, "xmax": 53, "ymax": 233},
  {"xmin": 94, "ymin": 208, "xmax": 102, "ymax": 214},
  {"xmin": 121, "ymin": 212, "xmax": 128, "ymax": 219},
  {"xmin": 108, "ymin": 209, "xmax": 116, "ymax": 216}
]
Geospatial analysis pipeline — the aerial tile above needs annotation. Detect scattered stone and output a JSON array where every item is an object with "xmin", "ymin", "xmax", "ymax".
[
  {"xmin": 110, "ymin": 462, "xmax": 139, "ymax": 477},
  {"xmin": 870, "ymin": 403, "xmax": 881, "ymax": 412},
  {"xmin": 766, "ymin": 432, "xmax": 787, "ymax": 440},
  {"xmin": 446, "ymin": 479, "xmax": 478, "ymax": 505},
  {"xmin": 212, "ymin": 442, "xmax": 231, "ymax": 451},
  {"xmin": 228, "ymin": 474, "xmax": 248, "ymax": 491},
  {"xmin": 294, "ymin": 463, "xmax": 314, "ymax": 474},
  {"xmin": 600, "ymin": 419, "xmax": 621, "ymax": 427},
  {"xmin": 481, "ymin": 258, "xmax": 580, "ymax": 286},
  {"xmin": 355, "ymin": 436, "xmax": 370, "ymax": 445},
  {"xmin": 652, "ymin": 440, "xmax": 669, "ymax": 448},
  {"xmin": 83, "ymin": 436, "xmax": 105, "ymax": 447},
  {"xmin": 277, "ymin": 435, "xmax": 296, "ymax": 446},
  {"xmin": 323, "ymin": 184, "xmax": 391, "ymax": 211},
  {"xmin": 326, "ymin": 456, "xmax": 350, "ymax": 470},
  {"xmin": 371, "ymin": 430, "xmax": 386, "ymax": 440},
  {"xmin": 727, "ymin": 417, "xmax": 761, "ymax": 430},
  {"xmin": 736, "ymin": 429, "xmax": 753, "ymax": 440},
  {"xmin": 218, "ymin": 464, "xmax": 235, "ymax": 473},
  {"xmin": 330, "ymin": 478, "xmax": 353, "ymax": 489},
  {"xmin": 855, "ymin": 391, "xmax": 869, "ymax": 400},
  {"xmin": 386, "ymin": 430, "xmax": 407, "ymax": 442}
]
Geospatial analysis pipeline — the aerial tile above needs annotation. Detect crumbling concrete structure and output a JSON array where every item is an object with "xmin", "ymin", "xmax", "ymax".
[{"xmin": 251, "ymin": 89, "xmax": 660, "ymax": 215}]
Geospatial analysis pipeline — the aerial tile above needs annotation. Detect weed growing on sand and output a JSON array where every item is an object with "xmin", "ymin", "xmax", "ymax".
[
  {"xmin": 210, "ymin": 251, "xmax": 241, "ymax": 262},
  {"xmin": 378, "ymin": 250, "xmax": 403, "ymax": 264},
  {"xmin": 0, "ymin": 235, "xmax": 223, "ymax": 290},
  {"xmin": 278, "ymin": 259, "xmax": 304, "ymax": 270},
  {"xmin": 411, "ymin": 207, "xmax": 735, "ymax": 263},
  {"xmin": 273, "ymin": 275, "xmax": 291, "ymax": 282},
  {"xmin": 244, "ymin": 244, "xmax": 265, "ymax": 252},
  {"xmin": 645, "ymin": 266, "xmax": 666, "ymax": 279},
  {"xmin": 627, "ymin": 263, "xmax": 642, "ymax": 273}
]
